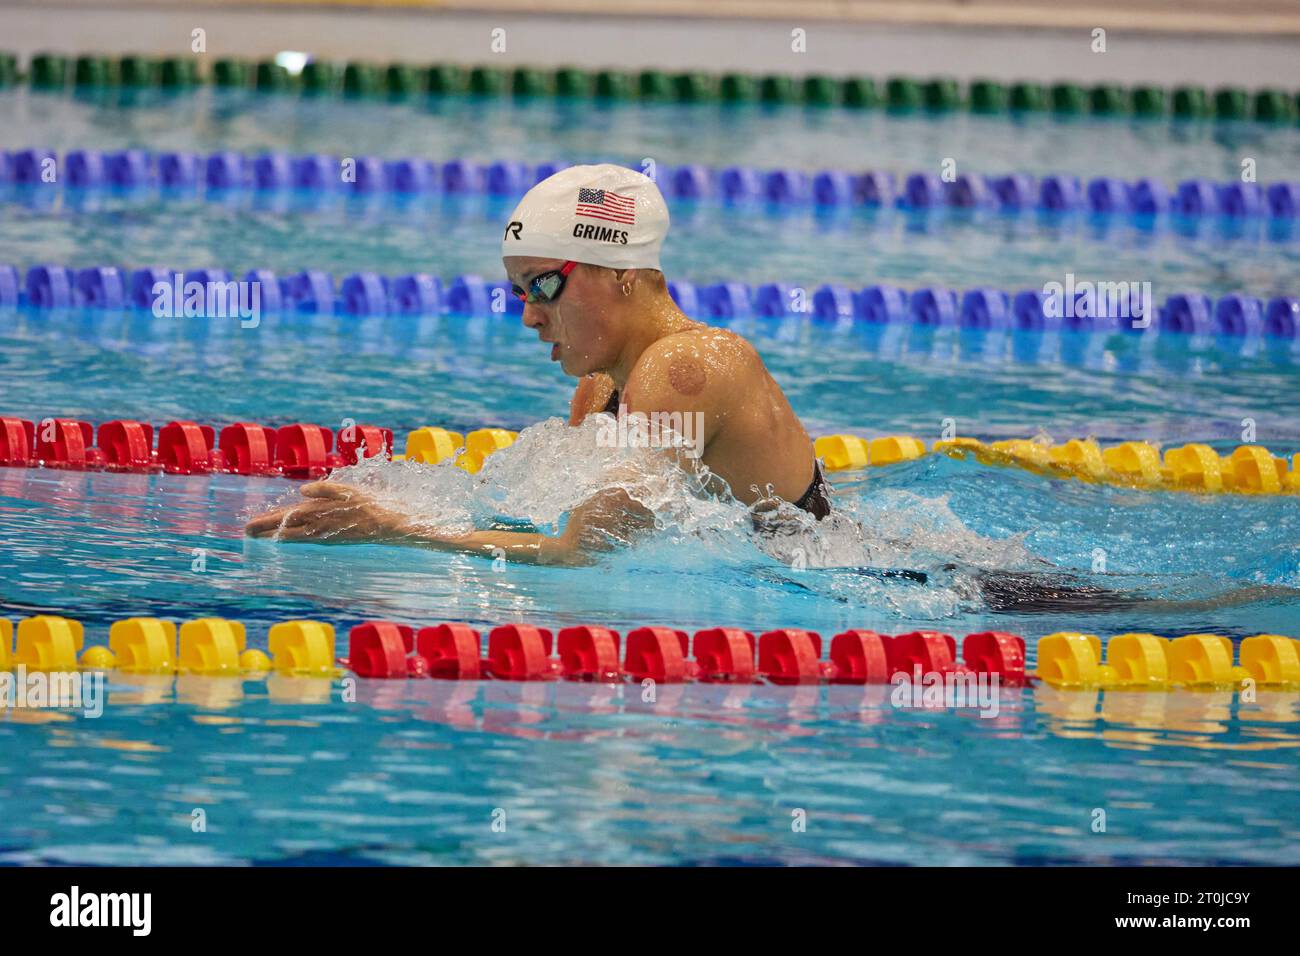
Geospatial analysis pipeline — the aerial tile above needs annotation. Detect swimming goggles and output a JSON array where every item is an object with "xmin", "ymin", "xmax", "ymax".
[{"xmin": 512, "ymin": 261, "xmax": 577, "ymax": 304}]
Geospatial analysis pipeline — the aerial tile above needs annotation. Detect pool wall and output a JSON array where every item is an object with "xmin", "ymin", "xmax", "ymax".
[{"xmin": 2, "ymin": 0, "xmax": 1299, "ymax": 88}]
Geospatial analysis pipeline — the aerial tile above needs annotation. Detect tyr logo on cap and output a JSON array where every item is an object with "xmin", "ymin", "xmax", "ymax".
[{"xmin": 503, "ymin": 221, "xmax": 523, "ymax": 240}]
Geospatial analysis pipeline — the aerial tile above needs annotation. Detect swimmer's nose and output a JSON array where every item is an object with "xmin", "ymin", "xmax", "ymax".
[{"xmin": 521, "ymin": 302, "xmax": 545, "ymax": 330}]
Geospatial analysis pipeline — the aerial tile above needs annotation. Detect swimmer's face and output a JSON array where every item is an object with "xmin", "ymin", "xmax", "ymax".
[{"xmin": 505, "ymin": 255, "xmax": 626, "ymax": 377}]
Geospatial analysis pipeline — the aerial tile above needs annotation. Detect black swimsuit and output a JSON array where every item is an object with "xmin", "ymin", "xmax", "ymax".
[
  {"xmin": 602, "ymin": 388, "xmax": 832, "ymax": 520},
  {"xmin": 792, "ymin": 459, "xmax": 833, "ymax": 519}
]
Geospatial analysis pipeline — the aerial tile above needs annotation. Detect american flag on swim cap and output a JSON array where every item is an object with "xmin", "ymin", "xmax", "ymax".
[{"xmin": 576, "ymin": 187, "xmax": 636, "ymax": 225}]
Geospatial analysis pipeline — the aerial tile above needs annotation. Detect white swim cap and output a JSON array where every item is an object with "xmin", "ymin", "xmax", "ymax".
[{"xmin": 501, "ymin": 163, "xmax": 669, "ymax": 271}]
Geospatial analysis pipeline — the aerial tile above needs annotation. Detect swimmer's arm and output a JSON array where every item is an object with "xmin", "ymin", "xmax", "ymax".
[
  {"xmin": 410, "ymin": 485, "xmax": 654, "ymax": 566},
  {"xmin": 245, "ymin": 481, "xmax": 641, "ymax": 562},
  {"xmin": 568, "ymin": 373, "xmax": 616, "ymax": 425},
  {"xmin": 246, "ymin": 474, "xmax": 658, "ymax": 564}
]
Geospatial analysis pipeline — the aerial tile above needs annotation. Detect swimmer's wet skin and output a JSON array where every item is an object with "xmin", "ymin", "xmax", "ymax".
[{"xmin": 246, "ymin": 163, "xmax": 828, "ymax": 565}]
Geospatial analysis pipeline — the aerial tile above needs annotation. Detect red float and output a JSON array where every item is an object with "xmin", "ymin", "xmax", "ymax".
[
  {"xmin": 35, "ymin": 418, "xmax": 99, "ymax": 469},
  {"xmin": 829, "ymin": 630, "xmax": 891, "ymax": 684},
  {"xmin": 557, "ymin": 625, "xmax": 621, "ymax": 681},
  {"xmin": 887, "ymin": 630, "xmax": 959, "ymax": 678},
  {"xmin": 219, "ymin": 423, "xmax": 280, "ymax": 476},
  {"xmin": 275, "ymin": 424, "xmax": 339, "ymax": 479},
  {"xmin": 485, "ymin": 624, "xmax": 557, "ymax": 681},
  {"xmin": 758, "ymin": 629, "xmax": 823, "ymax": 685},
  {"xmin": 0, "ymin": 417, "xmax": 35, "ymax": 466},
  {"xmin": 692, "ymin": 627, "xmax": 756, "ymax": 682},
  {"xmin": 157, "ymin": 421, "xmax": 221, "ymax": 474},
  {"xmin": 347, "ymin": 621, "xmax": 415, "ymax": 678},
  {"xmin": 97, "ymin": 420, "xmax": 155, "ymax": 472},
  {"xmin": 624, "ymin": 627, "xmax": 692, "ymax": 683},
  {"xmin": 416, "ymin": 623, "xmax": 484, "ymax": 680},
  {"xmin": 336, "ymin": 425, "xmax": 394, "ymax": 465},
  {"xmin": 962, "ymin": 631, "xmax": 1028, "ymax": 686}
]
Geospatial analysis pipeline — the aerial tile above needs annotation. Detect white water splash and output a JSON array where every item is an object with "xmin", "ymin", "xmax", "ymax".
[{"xmin": 302, "ymin": 416, "xmax": 1032, "ymax": 580}]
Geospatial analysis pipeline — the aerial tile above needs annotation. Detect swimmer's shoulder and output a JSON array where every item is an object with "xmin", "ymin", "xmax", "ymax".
[{"xmin": 626, "ymin": 327, "xmax": 761, "ymax": 409}]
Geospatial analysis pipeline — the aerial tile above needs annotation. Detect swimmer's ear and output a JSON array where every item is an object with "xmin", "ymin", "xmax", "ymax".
[{"xmin": 612, "ymin": 269, "xmax": 637, "ymax": 295}]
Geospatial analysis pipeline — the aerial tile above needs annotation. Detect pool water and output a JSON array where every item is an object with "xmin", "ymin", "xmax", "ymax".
[
  {"xmin": 3, "ymin": 675, "xmax": 1297, "ymax": 866},
  {"xmin": 1, "ymin": 86, "xmax": 1299, "ymax": 866}
]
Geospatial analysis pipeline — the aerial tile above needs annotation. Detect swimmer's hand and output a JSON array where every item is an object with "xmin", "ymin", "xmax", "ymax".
[
  {"xmin": 245, "ymin": 481, "xmax": 653, "ymax": 566},
  {"xmin": 244, "ymin": 482, "xmax": 419, "ymax": 543}
]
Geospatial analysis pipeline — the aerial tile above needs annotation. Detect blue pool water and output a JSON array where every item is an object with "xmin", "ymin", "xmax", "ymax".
[{"xmin": 1, "ymin": 87, "xmax": 1299, "ymax": 866}]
